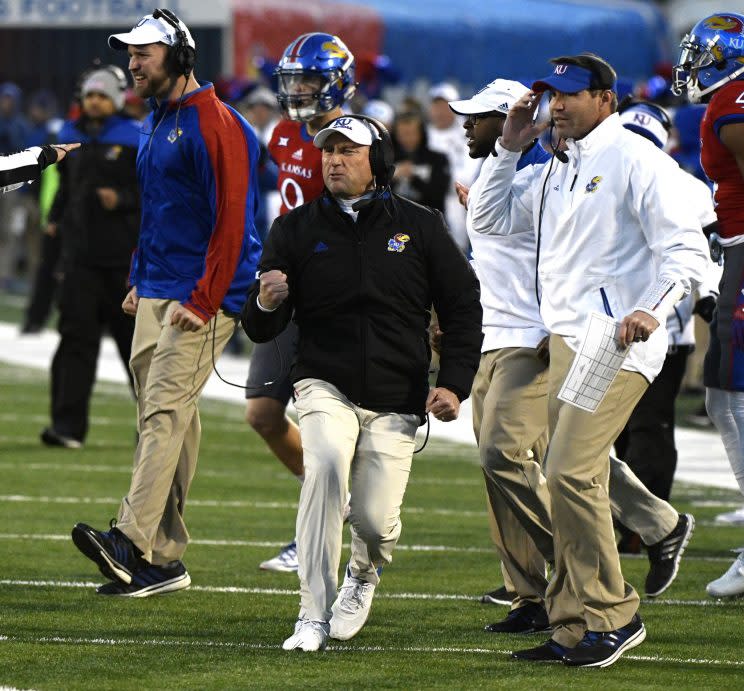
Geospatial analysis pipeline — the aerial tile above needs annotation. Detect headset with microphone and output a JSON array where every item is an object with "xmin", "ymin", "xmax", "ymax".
[{"xmin": 152, "ymin": 8, "xmax": 195, "ymax": 78}]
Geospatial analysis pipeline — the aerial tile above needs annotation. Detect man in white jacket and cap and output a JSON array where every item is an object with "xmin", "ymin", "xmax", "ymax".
[{"xmin": 480, "ymin": 53, "xmax": 708, "ymax": 667}]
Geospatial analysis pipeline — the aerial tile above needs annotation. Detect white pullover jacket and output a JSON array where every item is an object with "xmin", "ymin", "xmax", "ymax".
[
  {"xmin": 483, "ymin": 114, "xmax": 709, "ymax": 382},
  {"xmin": 467, "ymin": 148, "xmax": 548, "ymax": 351}
]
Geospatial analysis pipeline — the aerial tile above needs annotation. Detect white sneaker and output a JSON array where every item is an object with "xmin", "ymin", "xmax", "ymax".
[
  {"xmin": 259, "ymin": 540, "xmax": 298, "ymax": 572},
  {"xmin": 330, "ymin": 566, "xmax": 376, "ymax": 640},
  {"xmin": 282, "ymin": 619, "xmax": 329, "ymax": 652},
  {"xmin": 706, "ymin": 550, "xmax": 744, "ymax": 598},
  {"xmin": 714, "ymin": 506, "xmax": 744, "ymax": 526}
]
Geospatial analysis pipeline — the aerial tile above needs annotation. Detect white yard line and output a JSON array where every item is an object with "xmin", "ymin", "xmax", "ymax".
[
  {"xmin": 0, "ymin": 532, "xmax": 738, "ymax": 562},
  {"xmin": 0, "ymin": 630, "xmax": 742, "ymax": 667},
  {"xmin": 1, "ymin": 579, "xmax": 741, "ymax": 608},
  {"xmin": 0, "ymin": 494, "xmax": 486, "ymax": 517}
]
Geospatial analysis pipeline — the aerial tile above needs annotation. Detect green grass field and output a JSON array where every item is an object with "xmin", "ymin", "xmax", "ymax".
[{"xmin": 1, "ymin": 361, "xmax": 743, "ymax": 690}]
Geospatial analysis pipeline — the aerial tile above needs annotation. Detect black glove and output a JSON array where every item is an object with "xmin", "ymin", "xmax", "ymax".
[{"xmin": 693, "ymin": 295, "xmax": 717, "ymax": 324}]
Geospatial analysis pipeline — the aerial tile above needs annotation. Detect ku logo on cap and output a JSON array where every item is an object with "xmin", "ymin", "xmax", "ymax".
[
  {"xmin": 333, "ymin": 117, "xmax": 354, "ymax": 131},
  {"xmin": 554, "ymin": 64, "xmax": 568, "ymax": 75}
]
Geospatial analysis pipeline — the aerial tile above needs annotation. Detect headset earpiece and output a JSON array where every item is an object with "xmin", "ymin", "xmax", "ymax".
[
  {"xmin": 353, "ymin": 114, "xmax": 395, "ymax": 188},
  {"xmin": 153, "ymin": 8, "xmax": 195, "ymax": 77}
]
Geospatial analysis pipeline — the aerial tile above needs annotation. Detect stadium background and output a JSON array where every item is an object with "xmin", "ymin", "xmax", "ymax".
[{"xmin": 0, "ymin": 0, "xmax": 740, "ymax": 109}]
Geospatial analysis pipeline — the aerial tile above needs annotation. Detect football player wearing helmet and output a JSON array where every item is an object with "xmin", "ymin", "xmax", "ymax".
[
  {"xmin": 246, "ymin": 33, "xmax": 356, "ymax": 573},
  {"xmin": 674, "ymin": 13, "xmax": 744, "ymax": 599}
]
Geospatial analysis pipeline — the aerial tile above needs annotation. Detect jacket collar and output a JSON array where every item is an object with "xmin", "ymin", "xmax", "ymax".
[
  {"xmin": 566, "ymin": 113, "xmax": 622, "ymax": 157},
  {"xmin": 148, "ymin": 81, "xmax": 216, "ymax": 114}
]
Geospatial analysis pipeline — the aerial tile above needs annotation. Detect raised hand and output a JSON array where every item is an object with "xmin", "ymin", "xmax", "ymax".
[{"xmin": 500, "ymin": 92, "xmax": 550, "ymax": 152}]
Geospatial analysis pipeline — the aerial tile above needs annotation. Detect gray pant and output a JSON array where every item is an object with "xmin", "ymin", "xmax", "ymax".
[{"xmin": 292, "ymin": 378, "xmax": 418, "ymax": 623}]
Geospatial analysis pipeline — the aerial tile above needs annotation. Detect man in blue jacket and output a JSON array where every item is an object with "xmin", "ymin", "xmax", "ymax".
[{"xmin": 71, "ymin": 9, "xmax": 262, "ymax": 597}]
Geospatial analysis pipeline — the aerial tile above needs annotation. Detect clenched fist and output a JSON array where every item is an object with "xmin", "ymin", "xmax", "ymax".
[{"xmin": 259, "ymin": 269, "xmax": 289, "ymax": 311}]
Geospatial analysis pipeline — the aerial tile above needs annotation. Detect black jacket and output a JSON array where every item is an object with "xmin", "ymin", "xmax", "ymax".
[
  {"xmin": 241, "ymin": 191, "xmax": 482, "ymax": 419},
  {"xmin": 49, "ymin": 114, "xmax": 140, "ymax": 268},
  {"xmin": 391, "ymin": 146, "xmax": 451, "ymax": 213}
]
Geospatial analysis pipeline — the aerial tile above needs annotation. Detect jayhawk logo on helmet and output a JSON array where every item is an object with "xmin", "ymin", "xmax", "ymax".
[
  {"xmin": 321, "ymin": 41, "xmax": 348, "ymax": 61},
  {"xmin": 703, "ymin": 15, "xmax": 744, "ymax": 33}
]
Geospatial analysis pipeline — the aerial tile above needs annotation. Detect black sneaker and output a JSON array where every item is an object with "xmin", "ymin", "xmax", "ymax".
[
  {"xmin": 511, "ymin": 638, "xmax": 571, "ymax": 662},
  {"xmin": 645, "ymin": 513, "xmax": 695, "ymax": 598},
  {"xmin": 41, "ymin": 427, "xmax": 82, "ymax": 449},
  {"xmin": 97, "ymin": 561, "xmax": 191, "ymax": 597},
  {"xmin": 480, "ymin": 585, "xmax": 515, "ymax": 606},
  {"xmin": 562, "ymin": 614, "xmax": 646, "ymax": 668},
  {"xmin": 485, "ymin": 601, "xmax": 551, "ymax": 634},
  {"xmin": 71, "ymin": 520, "xmax": 141, "ymax": 584}
]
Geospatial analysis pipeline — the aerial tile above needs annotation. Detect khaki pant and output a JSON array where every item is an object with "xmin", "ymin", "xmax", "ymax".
[
  {"xmin": 472, "ymin": 348, "xmax": 550, "ymax": 608},
  {"xmin": 117, "ymin": 298, "xmax": 235, "ymax": 565},
  {"xmin": 545, "ymin": 335, "xmax": 646, "ymax": 646},
  {"xmin": 292, "ymin": 378, "xmax": 419, "ymax": 623},
  {"xmin": 477, "ymin": 346, "xmax": 678, "ymax": 623}
]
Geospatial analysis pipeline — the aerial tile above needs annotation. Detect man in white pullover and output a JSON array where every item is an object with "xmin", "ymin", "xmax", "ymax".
[
  {"xmin": 482, "ymin": 53, "xmax": 708, "ymax": 667},
  {"xmin": 450, "ymin": 78, "xmax": 701, "ymax": 642}
]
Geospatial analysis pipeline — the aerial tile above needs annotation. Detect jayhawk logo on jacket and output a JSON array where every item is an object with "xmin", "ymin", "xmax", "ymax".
[
  {"xmin": 585, "ymin": 176, "xmax": 603, "ymax": 194},
  {"xmin": 387, "ymin": 233, "xmax": 411, "ymax": 253}
]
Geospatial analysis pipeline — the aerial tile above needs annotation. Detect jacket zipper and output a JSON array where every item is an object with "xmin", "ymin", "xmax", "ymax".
[
  {"xmin": 357, "ymin": 227, "xmax": 367, "ymax": 406},
  {"xmin": 600, "ymin": 287, "xmax": 614, "ymax": 317}
]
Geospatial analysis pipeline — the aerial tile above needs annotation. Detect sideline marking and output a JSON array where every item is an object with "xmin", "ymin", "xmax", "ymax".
[
  {"xmin": 1, "ymin": 579, "xmax": 741, "ymax": 608},
  {"xmin": 0, "ymin": 632, "xmax": 742, "ymax": 667},
  {"xmin": 0, "ymin": 533, "xmax": 737, "ymax": 562},
  {"xmin": 0, "ymin": 494, "xmax": 485, "ymax": 517}
]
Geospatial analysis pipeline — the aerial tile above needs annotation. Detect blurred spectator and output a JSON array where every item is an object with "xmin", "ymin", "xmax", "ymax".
[
  {"xmin": 238, "ymin": 86, "xmax": 280, "ymax": 146},
  {"xmin": 361, "ymin": 98, "xmax": 394, "ymax": 130},
  {"xmin": 671, "ymin": 104, "xmax": 708, "ymax": 184},
  {"xmin": 427, "ymin": 82, "xmax": 480, "ymax": 252},
  {"xmin": 123, "ymin": 89, "xmax": 149, "ymax": 121},
  {"xmin": 40, "ymin": 68, "xmax": 141, "ymax": 448},
  {"xmin": 391, "ymin": 107, "xmax": 450, "ymax": 213},
  {"xmin": 19, "ymin": 91, "xmax": 63, "ymax": 330},
  {"xmin": 236, "ymin": 86, "xmax": 280, "ymax": 244},
  {"xmin": 0, "ymin": 82, "xmax": 32, "ymax": 290}
]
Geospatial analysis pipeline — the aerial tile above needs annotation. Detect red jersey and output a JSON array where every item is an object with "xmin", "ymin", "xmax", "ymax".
[
  {"xmin": 701, "ymin": 80, "xmax": 744, "ymax": 239},
  {"xmin": 268, "ymin": 119, "xmax": 325, "ymax": 215}
]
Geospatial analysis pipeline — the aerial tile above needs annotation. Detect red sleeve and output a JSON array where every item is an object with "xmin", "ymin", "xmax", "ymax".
[
  {"xmin": 185, "ymin": 103, "xmax": 250, "ymax": 320},
  {"xmin": 710, "ymin": 82, "xmax": 744, "ymax": 138}
]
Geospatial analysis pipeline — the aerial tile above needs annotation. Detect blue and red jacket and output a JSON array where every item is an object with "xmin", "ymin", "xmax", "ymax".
[{"xmin": 131, "ymin": 82, "xmax": 262, "ymax": 318}]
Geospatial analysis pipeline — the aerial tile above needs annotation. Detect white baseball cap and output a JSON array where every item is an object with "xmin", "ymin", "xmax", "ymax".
[
  {"xmin": 313, "ymin": 116, "xmax": 375, "ymax": 148},
  {"xmin": 362, "ymin": 99, "xmax": 394, "ymax": 126},
  {"xmin": 429, "ymin": 82, "xmax": 459, "ymax": 103},
  {"xmin": 109, "ymin": 13, "xmax": 196, "ymax": 51},
  {"xmin": 449, "ymin": 78, "xmax": 530, "ymax": 116}
]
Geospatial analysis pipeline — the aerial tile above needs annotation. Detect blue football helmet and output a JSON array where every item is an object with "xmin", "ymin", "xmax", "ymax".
[
  {"xmin": 275, "ymin": 33, "xmax": 356, "ymax": 121},
  {"xmin": 673, "ymin": 13, "xmax": 744, "ymax": 102}
]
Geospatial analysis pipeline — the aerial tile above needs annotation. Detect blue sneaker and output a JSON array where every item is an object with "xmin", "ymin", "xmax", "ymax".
[
  {"xmin": 562, "ymin": 613, "xmax": 646, "ymax": 667},
  {"xmin": 97, "ymin": 561, "xmax": 191, "ymax": 597},
  {"xmin": 72, "ymin": 520, "xmax": 140, "ymax": 584},
  {"xmin": 511, "ymin": 638, "xmax": 570, "ymax": 662}
]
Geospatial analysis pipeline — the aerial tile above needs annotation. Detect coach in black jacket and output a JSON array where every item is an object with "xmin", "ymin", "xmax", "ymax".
[{"xmin": 242, "ymin": 115, "xmax": 482, "ymax": 652}]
